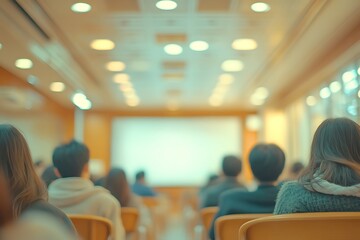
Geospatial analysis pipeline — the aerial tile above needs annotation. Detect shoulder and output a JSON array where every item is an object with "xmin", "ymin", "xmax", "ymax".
[
  {"xmin": 274, "ymin": 181, "xmax": 308, "ymax": 214},
  {"xmin": 93, "ymin": 187, "xmax": 120, "ymax": 207},
  {"xmin": 220, "ymin": 187, "xmax": 248, "ymax": 202}
]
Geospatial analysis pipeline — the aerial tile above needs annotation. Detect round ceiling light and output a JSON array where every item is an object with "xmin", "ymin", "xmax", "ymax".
[
  {"xmin": 15, "ymin": 58, "xmax": 33, "ymax": 69},
  {"xmin": 221, "ymin": 60, "xmax": 244, "ymax": 72},
  {"xmin": 71, "ymin": 2, "xmax": 92, "ymax": 13},
  {"xmin": 156, "ymin": 0, "xmax": 177, "ymax": 10},
  {"xmin": 164, "ymin": 44, "xmax": 183, "ymax": 55},
  {"xmin": 251, "ymin": 2, "xmax": 271, "ymax": 12},
  {"xmin": 113, "ymin": 73, "xmax": 130, "ymax": 84},
  {"xmin": 329, "ymin": 81, "xmax": 341, "ymax": 93},
  {"xmin": 90, "ymin": 39, "xmax": 115, "ymax": 50},
  {"xmin": 106, "ymin": 61, "xmax": 126, "ymax": 71},
  {"xmin": 219, "ymin": 74, "xmax": 234, "ymax": 85},
  {"xmin": 50, "ymin": 82, "xmax": 66, "ymax": 92},
  {"xmin": 232, "ymin": 38, "xmax": 258, "ymax": 50},
  {"xmin": 189, "ymin": 41, "xmax": 209, "ymax": 51},
  {"xmin": 306, "ymin": 96, "xmax": 317, "ymax": 106}
]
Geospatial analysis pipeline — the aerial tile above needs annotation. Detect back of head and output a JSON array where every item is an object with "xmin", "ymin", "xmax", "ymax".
[
  {"xmin": 291, "ymin": 162, "xmax": 305, "ymax": 176},
  {"xmin": 104, "ymin": 168, "xmax": 130, "ymax": 206},
  {"xmin": 222, "ymin": 155, "xmax": 242, "ymax": 177},
  {"xmin": 41, "ymin": 166, "xmax": 58, "ymax": 187},
  {"xmin": 135, "ymin": 170, "xmax": 145, "ymax": 182},
  {"xmin": 249, "ymin": 144, "xmax": 285, "ymax": 182},
  {"xmin": 300, "ymin": 118, "xmax": 360, "ymax": 187},
  {"xmin": 0, "ymin": 124, "xmax": 46, "ymax": 217},
  {"xmin": 52, "ymin": 140, "xmax": 89, "ymax": 178}
]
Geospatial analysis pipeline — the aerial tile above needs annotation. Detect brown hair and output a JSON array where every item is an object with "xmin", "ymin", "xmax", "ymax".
[
  {"xmin": 104, "ymin": 168, "xmax": 131, "ymax": 207},
  {"xmin": 0, "ymin": 124, "xmax": 47, "ymax": 217},
  {"xmin": 299, "ymin": 118, "xmax": 360, "ymax": 189}
]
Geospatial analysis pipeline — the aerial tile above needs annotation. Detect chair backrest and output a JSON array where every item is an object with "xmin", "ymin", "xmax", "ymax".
[
  {"xmin": 141, "ymin": 197, "xmax": 159, "ymax": 208},
  {"xmin": 121, "ymin": 207, "xmax": 139, "ymax": 234},
  {"xmin": 200, "ymin": 207, "xmax": 219, "ymax": 235},
  {"xmin": 215, "ymin": 214, "xmax": 271, "ymax": 240},
  {"xmin": 238, "ymin": 212, "xmax": 360, "ymax": 240},
  {"xmin": 68, "ymin": 214, "xmax": 112, "ymax": 240}
]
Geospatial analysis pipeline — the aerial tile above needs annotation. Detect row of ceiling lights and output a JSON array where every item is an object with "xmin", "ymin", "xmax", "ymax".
[
  {"xmin": 0, "ymin": 43, "xmax": 92, "ymax": 110},
  {"xmin": 306, "ymin": 67, "xmax": 360, "ymax": 107}
]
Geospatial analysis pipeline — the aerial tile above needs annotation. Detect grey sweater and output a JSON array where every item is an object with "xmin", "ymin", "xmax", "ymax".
[{"xmin": 274, "ymin": 181, "xmax": 360, "ymax": 214}]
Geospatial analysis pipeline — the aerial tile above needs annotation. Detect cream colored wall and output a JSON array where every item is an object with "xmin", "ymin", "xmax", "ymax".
[{"xmin": 0, "ymin": 114, "xmax": 65, "ymax": 164}]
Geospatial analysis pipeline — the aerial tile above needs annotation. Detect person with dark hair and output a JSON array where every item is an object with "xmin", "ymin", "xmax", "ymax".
[
  {"xmin": 0, "ymin": 124, "xmax": 76, "ymax": 234},
  {"xmin": 274, "ymin": 118, "xmax": 360, "ymax": 214},
  {"xmin": 41, "ymin": 165, "xmax": 59, "ymax": 188},
  {"xmin": 201, "ymin": 155, "xmax": 244, "ymax": 208},
  {"xmin": 209, "ymin": 144, "xmax": 285, "ymax": 240},
  {"xmin": 48, "ymin": 140, "xmax": 125, "ymax": 240},
  {"xmin": 131, "ymin": 170, "xmax": 157, "ymax": 197}
]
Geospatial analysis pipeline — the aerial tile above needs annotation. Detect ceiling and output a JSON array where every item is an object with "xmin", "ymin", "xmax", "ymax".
[{"xmin": 0, "ymin": 0, "xmax": 360, "ymax": 112}]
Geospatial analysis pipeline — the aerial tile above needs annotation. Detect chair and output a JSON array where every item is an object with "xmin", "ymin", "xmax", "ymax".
[
  {"xmin": 238, "ymin": 212, "xmax": 360, "ymax": 240},
  {"xmin": 68, "ymin": 214, "xmax": 112, "ymax": 240},
  {"xmin": 141, "ymin": 197, "xmax": 159, "ymax": 208},
  {"xmin": 215, "ymin": 214, "xmax": 271, "ymax": 240},
  {"xmin": 120, "ymin": 207, "xmax": 139, "ymax": 234},
  {"xmin": 200, "ymin": 207, "xmax": 219, "ymax": 236}
]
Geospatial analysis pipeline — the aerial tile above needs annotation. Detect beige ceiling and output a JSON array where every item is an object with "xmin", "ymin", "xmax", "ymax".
[{"xmin": 0, "ymin": 0, "xmax": 360, "ymax": 112}]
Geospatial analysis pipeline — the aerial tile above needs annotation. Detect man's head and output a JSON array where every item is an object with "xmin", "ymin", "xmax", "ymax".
[
  {"xmin": 222, "ymin": 155, "xmax": 242, "ymax": 177},
  {"xmin": 52, "ymin": 140, "xmax": 89, "ymax": 178},
  {"xmin": 249, "ymin": 143, "xmax": 285, "ymax": 183},
  {"xmin": 135, "ymin": 170, "xmax": 145, "ymax": 183}
]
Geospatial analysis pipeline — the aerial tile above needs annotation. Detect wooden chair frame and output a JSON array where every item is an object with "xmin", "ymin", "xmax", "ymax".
[{"xmin": 68, "ymin": 214, "xmax": 112, "ymax": 240}]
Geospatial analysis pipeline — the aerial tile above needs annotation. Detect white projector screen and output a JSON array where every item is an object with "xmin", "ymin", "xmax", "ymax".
[{"xmin": 111, "ymin": 117, "xmax": 241, "ymax": 186}]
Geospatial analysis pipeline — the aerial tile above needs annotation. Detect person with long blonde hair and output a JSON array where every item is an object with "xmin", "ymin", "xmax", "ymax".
[{"xmin": 0, "ymin": 124, "xmax": 75, "ymax": 233}]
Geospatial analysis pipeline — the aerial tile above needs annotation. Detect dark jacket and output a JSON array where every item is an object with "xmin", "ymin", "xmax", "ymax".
[
  {"xmin": 209, "ymin": 184, "xmax": 280, "ymax": 240},
  {"xmin": 201, "ymin": 177, "xmax": 245, "ymax": 208}
]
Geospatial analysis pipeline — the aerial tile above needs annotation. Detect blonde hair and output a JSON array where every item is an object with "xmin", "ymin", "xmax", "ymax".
[{"xmin": 0, "ymin": 124, "xmax": 47, "ymax": 217}]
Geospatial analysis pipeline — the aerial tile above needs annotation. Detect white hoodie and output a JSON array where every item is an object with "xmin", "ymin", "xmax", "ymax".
[{"xmin": 48, "ymin": 177, "xmax": 125, "ymax": 240}]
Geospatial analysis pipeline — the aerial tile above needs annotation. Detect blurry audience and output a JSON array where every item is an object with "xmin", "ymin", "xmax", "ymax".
[
  {"xmin": 34, "ymin": 159, "xmax": 46, "ymax": 177},
  {"xmin": 275, "ymin": 118, "xmax": 360, "ymax": 214},
  {"xmin": 0, "ymin": 124, "xmax": 76, "ymax": 235},
  {"xmin": 278, "ymin": 161, "xmax": 305, "ymax": 187},
  {"xmin": 199, "ymin": 174, "xmax": 219, "ymax": 195},
  {"xmin": 132, "ymin": 170, "xmax": 157, "ymax": 197},
  {"xmin": 201, "ymin": 155, "xmax": 244, "ymax": 208},
  {"xmin": 41, "ymin": 165, "xmax": 59, "ymax": 188},
  {"xmin": 48, "ymin": 140, "xmax": 125, "ymax": 240},
  {"xmin": 209, "ymin": 144, "xmax": 285, "ymax": 240}
]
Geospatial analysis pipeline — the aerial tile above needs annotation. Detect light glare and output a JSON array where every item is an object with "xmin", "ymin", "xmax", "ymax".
[
  {"xmin": 50, "ymin": 82, "xmax": 65, "ymax": 92},
  {"xmin": 232, "ymin": 39, "xmax": 258, "ymax": 50},
  {"xmin": 71, "ymin": 3, "xmax": 92, "ymax": 13},
  {"xmin": 329, "ymin": 81, "xmax": 341, "ymax": 93},
  {"xmin": 221, "ymin": 60, "xmax": 244, "ymax": 72},
  {"xmin": 15, "ymin": 58, "xmax": 33, "ymax": 69},
  {"xmin": 90, "ymin": 39, "xmax": 115, "ymax": 50},
  {"xmin": 164, "ymin": 44, "xmax": 183, "ymax": 55},
  {"xmin": 106, "ymin": 61, "xmax": 126, "ymax": 71},
  {"xmin": 156, "ymin": 0, "xmax": 177, "ymax": 10},
  {"xmin": 189, "ymin": 41, "xmax": 209, "ymax": 51},
  {"xmin": 306, "ymin": 96, "xmax": 317, "ymax": 106},
  {"xmin": 251, "ymin": 2, "xmax": 271, "ymax": 12}
]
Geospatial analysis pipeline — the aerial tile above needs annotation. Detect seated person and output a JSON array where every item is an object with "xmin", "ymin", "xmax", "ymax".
[
  {"xmin": 209, "ymin": 144, "xmax": 285, "ymax": 240},
  {"xmin": 48, "ymin": 140, "xmax": 125, "ymax": 240},
  {"xmin": 275, "ymin": 118, "xmax": 360, "ymax": 214},
  {"xmin": 201, "ymin": 155, "xmax": 245, "ymax": 208},
  {"xmin": 0, "ymin": 124, "xmax": 75, "ymax": 235},
  {"xmin": 278, "ymin": 161, "xmax": 304, "ymax": 187},
  {"xmin": 131, "ymin": 171, "xmax": 157, "ymax": 197}
]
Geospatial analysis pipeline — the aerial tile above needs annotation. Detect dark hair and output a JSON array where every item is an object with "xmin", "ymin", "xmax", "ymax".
[
  {"xmin": 0, "ymin": 124, "xmax": 46, "ymax": 217},
  {"xmin": 52, "ymin": 140, "xmax": 89, "ymax": 178},
  {"xmin": 0, "ymin": 170, "xmax": 13, "ymax": 226},
  {"xmin": 41, "ymin": 165, "xmax": 59, "ymax": 187},
  {"xmin": 299, "ymin": 118, "xmax": 360, "ymax": 188},
  {"xmin": 291, "ymin": 162, "xmax": 305, "ymax": 175},
  {"xmin": 249, "ymin": 143, "xmax": 285, "ymax": 182},
  {"xmin": 222, "ymin": 155, "xmax": 242, "ymax": 177},
  {"xmin": 104, "ymin": 168, "xmax": 131, "ymax": 207},
  {"xmin": 135, "ymin": 171, "xmax": 145, "ymax": 181}
]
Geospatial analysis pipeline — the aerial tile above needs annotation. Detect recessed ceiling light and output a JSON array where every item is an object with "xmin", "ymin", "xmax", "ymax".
[
  {"xmin": 113, "ymin": 73, "xmax": 130, "ymax": 84},
  {"xmin": 329, "ymin": 81, "xmax": 341, "ymax": 93},
  {"xmin": 219, "ymin": 74, "xmax": 234, "ymax": 85},
  {"xmin": 126, "ymin": 97, "xmax": 140, "ymax": 107},
  {"xmin": 251, "ymin": 2, "xmax": 271, "ymax": 12},
  {"xmin": 72, "ymin": 92, "xmax": 92, "ymax": 110},
  {"xmin": 90, "ymin": 39, "xmax": 115, "ymax": 50},
  {"xmin": 164, "ymin": 44, "xmax": 183, "ymax": 55},
  {"xmin": 250, "ymin": 95, "xmax": 265, "ymax": 106},
  {"xmin": 319, "ymin": 87, "xmax": 331, "ymax": 99},
  {"xmin": 342, "ymin": 70, "xmax": 356, "ymax": 83},
  {"xmin": 209, "ymin": 95, "xmax": 223, "ymax": 107},
  {"xmin": 232, "ymin": 39, "xmax": 257, "ymax": 50},
  {"xmin": 0, "ymin": 43, "xmax": 2, "ymax": 49},
  {"xmin": 189, "ymin": 41, "xmax": 209, "ymax": 51},
  {"xmin": 50, "ymin": 82, "xmax": 66, "ymax": 92},
  {"xmin": 254, "ymin": 87, "xmax": 269, "ymax": 99},
  {"xmin": 221, "ymin": 60, "xmax": 244, "ymax": 72},
  {"xmin": 71, "ymin": 2, "xmax": 92, "ymax": 13},
  {"xmin": 15, "ymin": 58, "xmax": 33, "ymax": 69},
  {"xmin": 156, "ymin": 0, "xmax": 177, "ymax": 10},
  {"xmin": 119, "ymin": 84, "xmax": 134, "ymax": 93},
  {"xmin": 306, "ymin": 96, "xmax": 317, "ymax": 106},
  {"xmin": 106, "ymin": 61, "xmax": 126, "ymax": 71}
]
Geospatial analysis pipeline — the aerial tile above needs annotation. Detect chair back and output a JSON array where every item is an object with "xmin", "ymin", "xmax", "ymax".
[
  {"xmin": 141, "ymin": 197, "xmax": 159, "ymax": 208},
  {"xmin": 215, "ymin": 214, "xmax": 271, "ymax": 240},
  {"xmin": 239, "ymin": 212, "xmax": 360, "ymax": 240},
  {"xmin": 68, "ymin": 214, "xmax": 112, "ymax": 240},
  {"xmin": 200, "ymin": 207, "xmax": 219, "ymax": 235},
  {"xmin": 121, "ymin": 207, "xmax": 139, "ymax": 234}
]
